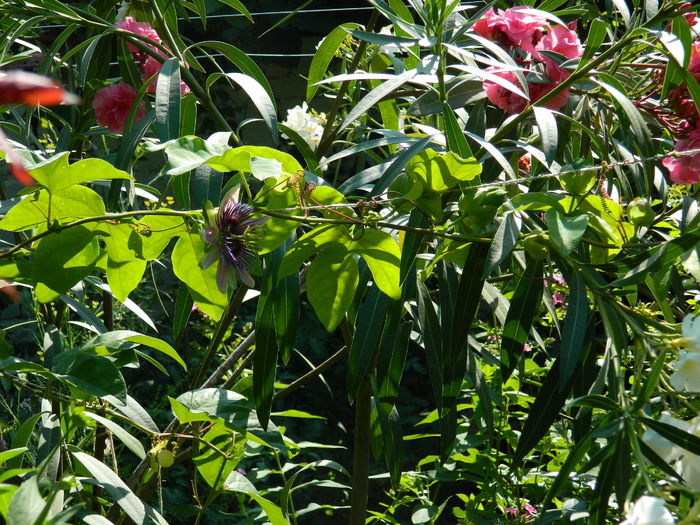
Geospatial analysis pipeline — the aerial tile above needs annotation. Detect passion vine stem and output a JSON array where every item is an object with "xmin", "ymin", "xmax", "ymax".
[
  {"xmin": 257, "ymin": 207, "xmax": 494, "ymax": 244},
  {"xmin": 0, "ymin": 208, "xmax": 197, "ymax": 259}
]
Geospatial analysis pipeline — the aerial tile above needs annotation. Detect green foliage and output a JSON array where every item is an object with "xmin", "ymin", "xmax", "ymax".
[{"xmin": 1, "ymin": 0, "xmax": 700, "ymax": 523}]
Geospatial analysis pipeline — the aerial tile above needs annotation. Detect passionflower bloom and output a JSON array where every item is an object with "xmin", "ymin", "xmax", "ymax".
[
  {"xmin": 200, "ymin": 187, "xmax": 268, "ymax": 292},
  {"xmin": 535, "ymin": 23, "xmax": 583, "ymax": 82},
  {"xmin": 93, "ymin": 84, "xmax": 145, "ymax": 133},
  {"xmin": 116, "ymin": 17, "xmax": 161, "ymax": 55},
  {"xmin": 662, "ymin": 126, "xmax": 700, "ymax": 184},
  {"xmin": 619, "ymin": 496, "xmax": 675, "ymax": 525},
  {"xmin": 0, "ymin": 70, "xmax": 79, "ymax": 185}
]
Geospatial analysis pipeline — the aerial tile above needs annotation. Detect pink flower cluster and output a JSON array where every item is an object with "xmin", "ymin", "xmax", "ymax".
[
  {"xmin": 93, "ymin": 17, "xmax": 190, "ymax": 133},
  {"xmin": 473, "ymin": 7, "xmax": 583, "ymax": 114},
  {"xmin": 661, "ymin": 18, "xmax": 700, "ymax": 185}
]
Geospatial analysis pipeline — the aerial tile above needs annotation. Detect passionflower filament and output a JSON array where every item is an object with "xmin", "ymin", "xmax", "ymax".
[{"xmin": 200, "ymin": 188, "xmax": 267, "ymax": 292}]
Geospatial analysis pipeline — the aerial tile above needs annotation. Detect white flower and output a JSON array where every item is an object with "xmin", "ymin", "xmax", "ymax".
[
  {"xmin": 643, "ymin": 414, "xmax": 700, "ymax": 492},
  {"xmin": 281, "ymin": 102, "xmax": 325, "ymax": 150},
  {"xmin": 682, "ymin": 314, "xmax": 700, "ymax": 352},
  {"xmin": 670, "ymin": 351, "xmax": 700, "ymax": 391},
  {"xmin": 643, "ymin": 412, "xmax": 689, "ymax": 464},
  {"xmin": 668, "ymin": 314, "xmax": 700, "ymax": 392},
  {"xmin": 677, "ymin": 418, "xmax": 700, "ymax": 492},
  {"xmin": 619, "ymin": 496, "xmax": 675, "ymax": 525}
]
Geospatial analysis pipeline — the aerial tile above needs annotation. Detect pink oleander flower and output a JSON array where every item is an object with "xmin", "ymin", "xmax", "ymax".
[
  {"xmin": 484, "ymin": 69, "xmax": 570, "ymax": 113},
  {"xmin": 500, "ymin": 7, "xmax": 547, "ymax": 53},
  {"xmin": 472, "ymin": 7, "xmax": 546, "ymax": 53},
  {"xmin": 93, "ymin": 84, "xmax": 145, "ymax": 133},
  {"xmin": 116, "ymin": 17, "xmax": 161, "ymax": 55},
  {"xmin": 484, "ymin": 68, "xmax": 529, "ymax": 113},
  {"xmin": 529, "ymin": 81, "xmax": 570, "ymax": 111},
  {"xmin": 141, "ymin": 54, "xmax": 191, "ymax": 95},
  {"xmin": 689, "ymin": 40, "xmax": 700, "ymax": 74},
  {"xmin": 535, "ymin": 23, "xmax": 583, "ymax": 82},
  {"xmin": 552, "ymin": 292, "xmax": 566, "ymax": 306},
  {"xmin": 662, "ymin": 125, "xmax": 700, "ymax": 184},
  {"xmin": 677, "ymin": 2, "xmax": 699, "ymax": 30}
]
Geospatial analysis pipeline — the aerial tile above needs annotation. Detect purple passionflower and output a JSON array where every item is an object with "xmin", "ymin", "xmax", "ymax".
[{"xmin": 200, "ymin": 186, "xmax": 267, "ymax": 292}]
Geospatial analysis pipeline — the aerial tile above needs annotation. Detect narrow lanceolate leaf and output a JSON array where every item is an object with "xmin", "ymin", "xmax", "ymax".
[
  {"xmin": 594, "ymin": 77, "xmax": 652, "ymax": 153},
  {"xmin": 399, "ymin": 208, "xmax": 429, "ymax": 284},
  {"xmin": 72, "ymin": 452, "xmax": 168, "ymax": 525},
  {"xmin": 417, "ymin": 279, "xmax": 443, "ymax": 412},
  {"xmin": 155, "ymin": 58, "xmax": 181, "ymax": 142},
  {"xmin": 483, "ymin": 213, "xmax": 522, "ymax": 278},
  {"xmin": 560, "ymin": 272, "xmax": 590, "ymax": 389},
  {"xmin": 513, "ymin": 341, "xmax": 593, "ymax": 464},
  {"xmin": 442, "ymin": 103, "xmax": 472, "ymax": 157},
  {"xmin": 501, "ymin": 257, "xmax": 543, "ymax": 379},
  {"xmin": 254, "ymin": 292, "xmax": 278, "ymax": 431},
  {"xmin": 224, "ymin": 73, "xmax": 278, "ymax": 144},
  {"xmin": 347, "ymin": 286, "xmax": 389, "ymax": 402},
  {"xmin": 376, "ymin": 302, "xmax": 411, "ymax": 408},
  {"xmin": 372, "ymin": 391, "xmax": 403, "ymax": 488},
  {"xmin": 533, "ymin": 106, "xmax": 558, "ymax": 167},
  {"xmin": 337, "ymin": 69, "xmax": 416, "ymax": 135},
  {"xmin": 82, "ymin": 411, "xmax": 146, "ymax": 459},
  {"xmin": 307, "ymin": 23, "xmax": 360, "ymax": 101},
  {"xmin": 447, "ymin": 242, "xmax": 490, "ymax": 401}
]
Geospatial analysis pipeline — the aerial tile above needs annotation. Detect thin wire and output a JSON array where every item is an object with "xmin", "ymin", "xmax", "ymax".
[{"xmin": 32, "ymin": 6, "xmax": 375, "ymax": 30}]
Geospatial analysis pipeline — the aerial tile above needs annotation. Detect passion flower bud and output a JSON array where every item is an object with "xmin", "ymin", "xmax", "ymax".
[{"xmin": 627, "ymin": 198, "xmax": 655, "ymax": 227}]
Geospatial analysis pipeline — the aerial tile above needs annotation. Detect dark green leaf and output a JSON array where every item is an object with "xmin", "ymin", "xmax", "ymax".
[
  {"xmin": 483, "ymin": 213, "xmax": 521, "ymax": 278},
  {"xmin": 155, "ymin": 58, "xmax": 181, "ymax": 142},
  {"xmin": 254, "ymin": 291, "xmax": 279, "ymax": 431},
  {"xmin": 417, "ymin": 279, "xmax": 443, "ymax": 412},
  {"xmin": 347, "ymin": 286, "xmax": 389, "ymax": 402},
  {"xmin": 559, "ymin": 272, "xmax": 589, "ymax": 389},
  {"xmin": 501, "ymin": 257, "xmax": 543, "ymax": 379}
]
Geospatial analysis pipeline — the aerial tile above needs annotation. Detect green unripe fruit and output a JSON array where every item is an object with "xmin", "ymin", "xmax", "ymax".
[
  {"xmin": 560, "ymin": 169, "xmax": 596, "ymax": 196},
  {"xmin": 522, "ymin": 233, "xmax": 550, "ymax": 260},
  {"xmin": 157, "ymin": 449, "xmax": 175, "ymax": 468},
  {"xmin": 560, "ymin": 159, "xmax": 595, "ymax": 195},
  {"xmin": 627, "ymin": 198, "xmax": 655, "ymax": 227}
]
